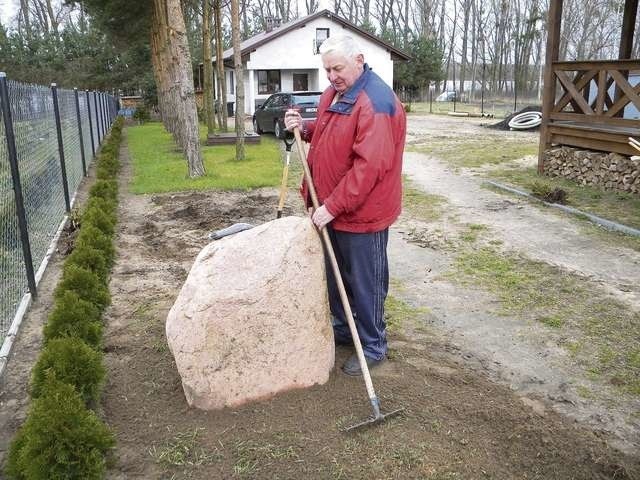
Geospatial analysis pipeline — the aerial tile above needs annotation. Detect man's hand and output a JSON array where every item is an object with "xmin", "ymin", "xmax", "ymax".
[
  {"xmin": 311, "ymin": 205, "xmax": 334, "ymax": 229},
  {"xmin": 284, "ymin": 109, "xmax": 303, "ymax": 132}
]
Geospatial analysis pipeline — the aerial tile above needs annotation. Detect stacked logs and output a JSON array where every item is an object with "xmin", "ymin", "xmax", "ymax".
[{"xmin": 543, "ymin": 146, "xmax": 640, "ymax": 195}]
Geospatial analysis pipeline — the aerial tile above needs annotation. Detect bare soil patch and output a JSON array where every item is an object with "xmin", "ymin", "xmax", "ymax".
[
  {"xmin": 1, "ymin": 124, "xmax": 638, "ymax": 479},
  {"xmin": 101, "ymin": 132, "xmax": 639, "ymax": 479}
]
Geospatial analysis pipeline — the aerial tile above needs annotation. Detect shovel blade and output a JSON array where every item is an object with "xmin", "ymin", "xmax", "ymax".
[{"xmin": 208, "ymin": 223, "xmax": 254, "ymax": 240}]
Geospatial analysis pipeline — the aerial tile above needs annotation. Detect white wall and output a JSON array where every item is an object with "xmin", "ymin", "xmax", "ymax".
[{"xmin": 226, "ymin": 16, "xmax": 396, "ymax": 115}]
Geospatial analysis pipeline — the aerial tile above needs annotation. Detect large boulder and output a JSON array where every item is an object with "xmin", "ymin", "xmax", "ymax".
[{"xmin": 166, "ymin": 216, "xmax": 334, "ymax": 410}]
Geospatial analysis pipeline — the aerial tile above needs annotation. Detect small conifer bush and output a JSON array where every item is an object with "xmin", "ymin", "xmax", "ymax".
[
  {"xmin": 75, "ymin": 225, "xmax": 115, "ymax": 267},
  {"xmin": 96, "ymin": 155, "xmax": 120, "ymax": 179},
  {"xmin": 82, "ymin": 205, "xmax": 115, "ymax": 237},
  {"xmin": 89, "ymin": 180, "xmax": 118, "ymax": 203},
  {"xmin": 31, "ymin": 337, "xmax": 105, "ymax": 406},
  {"xmin": 85, "ymin": 196, "xmax": 117, "ymax": 223},
  {"xmin": 43, "ymin": 291, "xmax": 102, "ymax": 348},
  {"xmin": 55, "ymin": 264, "xmax": 110, "ymax": 312},
  {"xmin": 66, "ymin": 244, "xmax": 109, "ymax": 283},
  {"xmin": 5, "ymin": 376, "xmax": 114, "ymax": 480}
]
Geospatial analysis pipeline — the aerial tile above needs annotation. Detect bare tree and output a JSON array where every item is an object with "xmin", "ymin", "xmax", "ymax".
[
  {"xmin": 150, "ymin": 0, "xmax": 205, "ymax": 177},
  {"xmin": 214, "ymin": 0, "xmax": 228, "ymax": 130},
  {"xmin": 203, "ymin": 0, "xmax": 216, "ymax": 135},
  {"xmin": 231, "ymin": 0, "xmax": 245, "ymax": 160}
]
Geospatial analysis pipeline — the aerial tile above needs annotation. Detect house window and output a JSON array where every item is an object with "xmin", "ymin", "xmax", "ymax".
[
  {"xmin": 293, "ymin": 73, "xmax": 308, "ymax": 91},
  {"xmin": 315, "ymin": 28, "xmax": 329, "ymax": 54},
  {"xmin": 258, "ymin": 70, "xmax": 281, "ymax": 94}
]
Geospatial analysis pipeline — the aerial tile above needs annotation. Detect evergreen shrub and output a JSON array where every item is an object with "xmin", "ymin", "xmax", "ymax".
[
  {"xmin": 65, "ymin": 244, "xmax": 109, "ymax": 284},
  {"xmin": 43, "ymin": 291, "xmax": 102, "ymax": 348},
  {"xmin": 89, "ymin": 180, "xmax": 118, "ymax": 203},
  {"xmin": 4, "ymin": 376, "xmax": 114, "ymax": 480},
  {"xmin": 30, "ymin": 337, "xmax": 105, "ymax": 406},
  {"xmin": 82, "ymin": 205, "xmax": 115, "ymax": 237},
  {"xmin": 75, "ymin": 225, "xmax": 115, "ymax": 267},
  {"xmin": 55, "ymin": 264, "xmax": 110, "ymax": 312},
  {"xmin": 85, "ymin": 196, "xmax": 117, "ymax": 224}
]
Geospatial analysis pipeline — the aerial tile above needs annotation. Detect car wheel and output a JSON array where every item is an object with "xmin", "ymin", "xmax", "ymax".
[
  {"xmin": 274, "ymin": 120, "xmax": 284, "ymax": 139},
  {"xmin": 253, "ymin": 117, "xmax": 263, "ymax": 134}
]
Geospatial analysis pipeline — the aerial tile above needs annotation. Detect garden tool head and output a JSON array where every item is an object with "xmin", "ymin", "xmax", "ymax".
[{"xmin": 343, "ymin": 398, "xmax": 404, "ymax": 432}]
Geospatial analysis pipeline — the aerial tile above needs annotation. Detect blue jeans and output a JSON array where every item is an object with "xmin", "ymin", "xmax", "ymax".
[{"xmin": 326, "ymin": 227, "xmax": 389, "ymax": 361}]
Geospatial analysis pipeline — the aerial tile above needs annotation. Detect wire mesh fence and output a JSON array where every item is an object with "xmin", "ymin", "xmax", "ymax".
[
  {"xmin": 0, "ymin": 73, "xmax": 117, "ymax": 349},
  {"xmin": 397, "ymin": 86, "xmax": 542, "ymax": 120}
]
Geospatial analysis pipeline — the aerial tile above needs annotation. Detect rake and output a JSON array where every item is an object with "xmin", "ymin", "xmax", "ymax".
[{"xmin": 293, "ymin": 126, "xmax": 404, "ymax": 432}]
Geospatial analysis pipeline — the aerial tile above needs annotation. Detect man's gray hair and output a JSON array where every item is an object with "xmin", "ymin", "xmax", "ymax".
[{"xmin": 319, "ymin": 35, "xmax": 363, "ymax": 59}]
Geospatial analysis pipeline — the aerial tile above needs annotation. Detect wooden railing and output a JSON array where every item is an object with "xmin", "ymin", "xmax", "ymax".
[
  {"xmin": 538, "ymin": 59, "xmax": 640, "ymax": 164},
  {"xmin": 550, "ymin": 59, "xmax": 640, "ymax": 127}
]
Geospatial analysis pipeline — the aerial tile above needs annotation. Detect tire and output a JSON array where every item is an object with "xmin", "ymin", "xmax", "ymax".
[
  {"xmin": 253, "ymin": 117, "xmax": 263, "ymax": 134},
  {"xmin": 274, "ymin": 120, "xmax": 284, "ymax": 139}
]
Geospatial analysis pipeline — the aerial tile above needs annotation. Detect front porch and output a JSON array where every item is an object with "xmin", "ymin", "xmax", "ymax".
[{"xmin": 538, "ymin": 0, "xmax": 640, "ymax": 171}]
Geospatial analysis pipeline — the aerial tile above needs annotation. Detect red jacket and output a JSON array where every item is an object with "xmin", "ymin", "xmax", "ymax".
[{"xmin": 301, "ymin": 65, "xmax": 406, "ymax": 233}]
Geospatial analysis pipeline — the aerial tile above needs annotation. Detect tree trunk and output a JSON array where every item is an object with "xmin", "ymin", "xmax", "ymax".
[
  {"xmin": 151, "ymin": 0, "xmax": 205, "ymax": 177},
  {"xmin": 231, "ymin": 0, "xmax": 245, "ymax": 160},
  {"xmin": 203, "ymin": 0, "xmax": 216, "ymax": 135},
  {"xmin": 214, "ymin": 0, "xmax": 228, "ymax": 131},
  {"xmin": 459, "ymin": 0, "xmax": 471, "ymax": 94}
]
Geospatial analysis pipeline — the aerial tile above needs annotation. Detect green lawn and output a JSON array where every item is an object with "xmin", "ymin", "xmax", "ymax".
[{"xmin": 127, "ymin": 122, "xmax": 282, "ymax": 194}]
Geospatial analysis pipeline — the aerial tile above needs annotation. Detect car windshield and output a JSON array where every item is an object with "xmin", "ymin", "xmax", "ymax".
[{"xmin": 292, "ymin": 94, "xmax": 320, "ymax": 106}]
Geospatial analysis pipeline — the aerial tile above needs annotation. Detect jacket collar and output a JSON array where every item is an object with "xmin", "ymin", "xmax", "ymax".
[{"xmin": 327, "ymin": 63, "xmax": 371, "ymax": 115}]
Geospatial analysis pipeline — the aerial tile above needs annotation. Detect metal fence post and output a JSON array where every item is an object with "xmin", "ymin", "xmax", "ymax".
[
  {"xmin": 104, "ymin": 93, "xmax": 109, "ymax": 130},
  {"xmin": 105, "ymin": 93, "xmax": 110, "ymax": 130},
  {"xmin": 108, "ymin": 94, "xmax": 112, "ymax": 125},
  {"xmin": 86, "ymin": 89, "xmax": 95, "ymax": 157},
  {"xmin": 74, "ymin": 88, "xmax": 87, "ymax": 176},
  {"xmin": 0, "ymin": 72, "xmax": 37, "ymax": 297},
  {"xmin": 51, "ymin": 83, "xmax": 71, "ymax": 212},
  {"xmin": 94, "ymin": 91, "xmax": 101, "ymax": 145},
  {"xmin": 101, "ymin": 93, "xmax": 106, "ymax": 134}
]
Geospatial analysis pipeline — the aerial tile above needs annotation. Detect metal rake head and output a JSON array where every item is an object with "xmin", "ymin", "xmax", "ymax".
[{"xmin": 342, "ymin": 407, "xmax": 405, "ymax": 433}]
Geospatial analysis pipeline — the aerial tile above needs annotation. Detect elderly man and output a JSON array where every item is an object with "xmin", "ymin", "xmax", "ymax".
[{"xmin": 285, "ymin": 35, "xmax": 406, "ymax": 376}]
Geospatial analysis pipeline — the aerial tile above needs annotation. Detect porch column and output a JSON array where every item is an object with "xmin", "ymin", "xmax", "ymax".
[
  {"xmin": 619, "ymin": 0, "xmax": 638, "ymax": 59},
  {"xmin": 537, "ymin": 0, "xmax": 563, "ymax": 174},
  {"xmin": 614, "ymin": 0, "xmax": 638, "ymax": 115},
  {"xmin": 248, "ymin": 70, "xmax": 255, "ymax": 115}
]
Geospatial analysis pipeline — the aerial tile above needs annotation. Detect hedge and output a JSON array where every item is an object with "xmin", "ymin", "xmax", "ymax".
[
  {"xmin": 42, "ymin": 291, "xmax": 103, "ymax": 348},
  {"xmin": 5, "ymin": 377, "xmax": 114, "ymax": 480},
  {"xmin": 5, "ymin": 116, "xmax": 123, "ymax": 480}
]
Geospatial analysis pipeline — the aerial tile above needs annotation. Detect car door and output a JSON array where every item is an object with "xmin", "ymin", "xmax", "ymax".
[
  {"xmin": 256, "ymin": 95, "xmax": 276, "ymax": 132},
  {"xmin": 267, "ymin": 94, "xmax": 287, "ymax": 132}
]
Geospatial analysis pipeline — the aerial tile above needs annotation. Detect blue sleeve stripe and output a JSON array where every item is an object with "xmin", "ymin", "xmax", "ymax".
[{"xmin": 364, "ymin": 76, "xmax": 396, "ymax": 116}]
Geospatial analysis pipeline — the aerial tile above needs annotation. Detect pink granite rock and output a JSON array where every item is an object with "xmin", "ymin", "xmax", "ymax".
[{"xmin": 166, "ymin": 216, "xmax": 334, "ymax": 410}]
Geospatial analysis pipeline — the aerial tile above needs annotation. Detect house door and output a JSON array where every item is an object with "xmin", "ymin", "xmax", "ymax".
[{"xmin": 293, "ymin": 74, "xmax": 308, "ymax": 91}]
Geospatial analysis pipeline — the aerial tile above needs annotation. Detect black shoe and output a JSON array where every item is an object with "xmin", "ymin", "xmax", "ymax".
[{"xmin": 341, "ymin": 354, "xmax": 385, "ymax": 376}]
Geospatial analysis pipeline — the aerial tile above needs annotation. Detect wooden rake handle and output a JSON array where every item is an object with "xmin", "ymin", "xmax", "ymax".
[{"xmin": 292, "ymin": 127, "xmax": 381, "ymax": 411}]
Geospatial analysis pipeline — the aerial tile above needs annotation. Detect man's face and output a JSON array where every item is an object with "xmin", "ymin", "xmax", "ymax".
[{"xmin": 322, "ymin": 51, "xmax": 364, "ymax": 93}]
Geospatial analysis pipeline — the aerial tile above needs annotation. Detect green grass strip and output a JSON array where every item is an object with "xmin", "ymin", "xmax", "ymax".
[{"xmin": 128, "ymin": 122, "xmax": 283, "ymax": 193}]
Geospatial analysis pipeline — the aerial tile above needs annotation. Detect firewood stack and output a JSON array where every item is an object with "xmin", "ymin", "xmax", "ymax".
[{"xmin": 543, "ymin": 146, "xmax": 640, "ymax": 195}]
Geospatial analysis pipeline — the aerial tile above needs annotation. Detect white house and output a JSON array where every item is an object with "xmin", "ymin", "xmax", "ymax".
[{"xmin": 214, "ymin": 9, "xmax": 410, "ymax": 116}]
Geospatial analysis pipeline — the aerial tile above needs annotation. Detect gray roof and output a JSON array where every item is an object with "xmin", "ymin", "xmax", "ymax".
[{"xmin": 218, "ymin": 9, "xmax": 410, "ymax": 63}]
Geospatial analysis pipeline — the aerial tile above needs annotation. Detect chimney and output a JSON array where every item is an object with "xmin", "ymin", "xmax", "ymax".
[{"xmin": 265, "ymin": 17, "xmax": 280, "ymax": 32}]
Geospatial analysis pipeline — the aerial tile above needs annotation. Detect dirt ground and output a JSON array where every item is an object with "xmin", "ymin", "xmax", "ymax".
[{"xmin": 1, "ymin": 118, "xmax": 639, "ymax": 479}]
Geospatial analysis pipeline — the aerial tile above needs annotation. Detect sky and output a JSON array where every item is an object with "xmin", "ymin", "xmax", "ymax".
[{"xmin": 0, "ymin": 0, "xmax": 16, "ymax": 25}]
